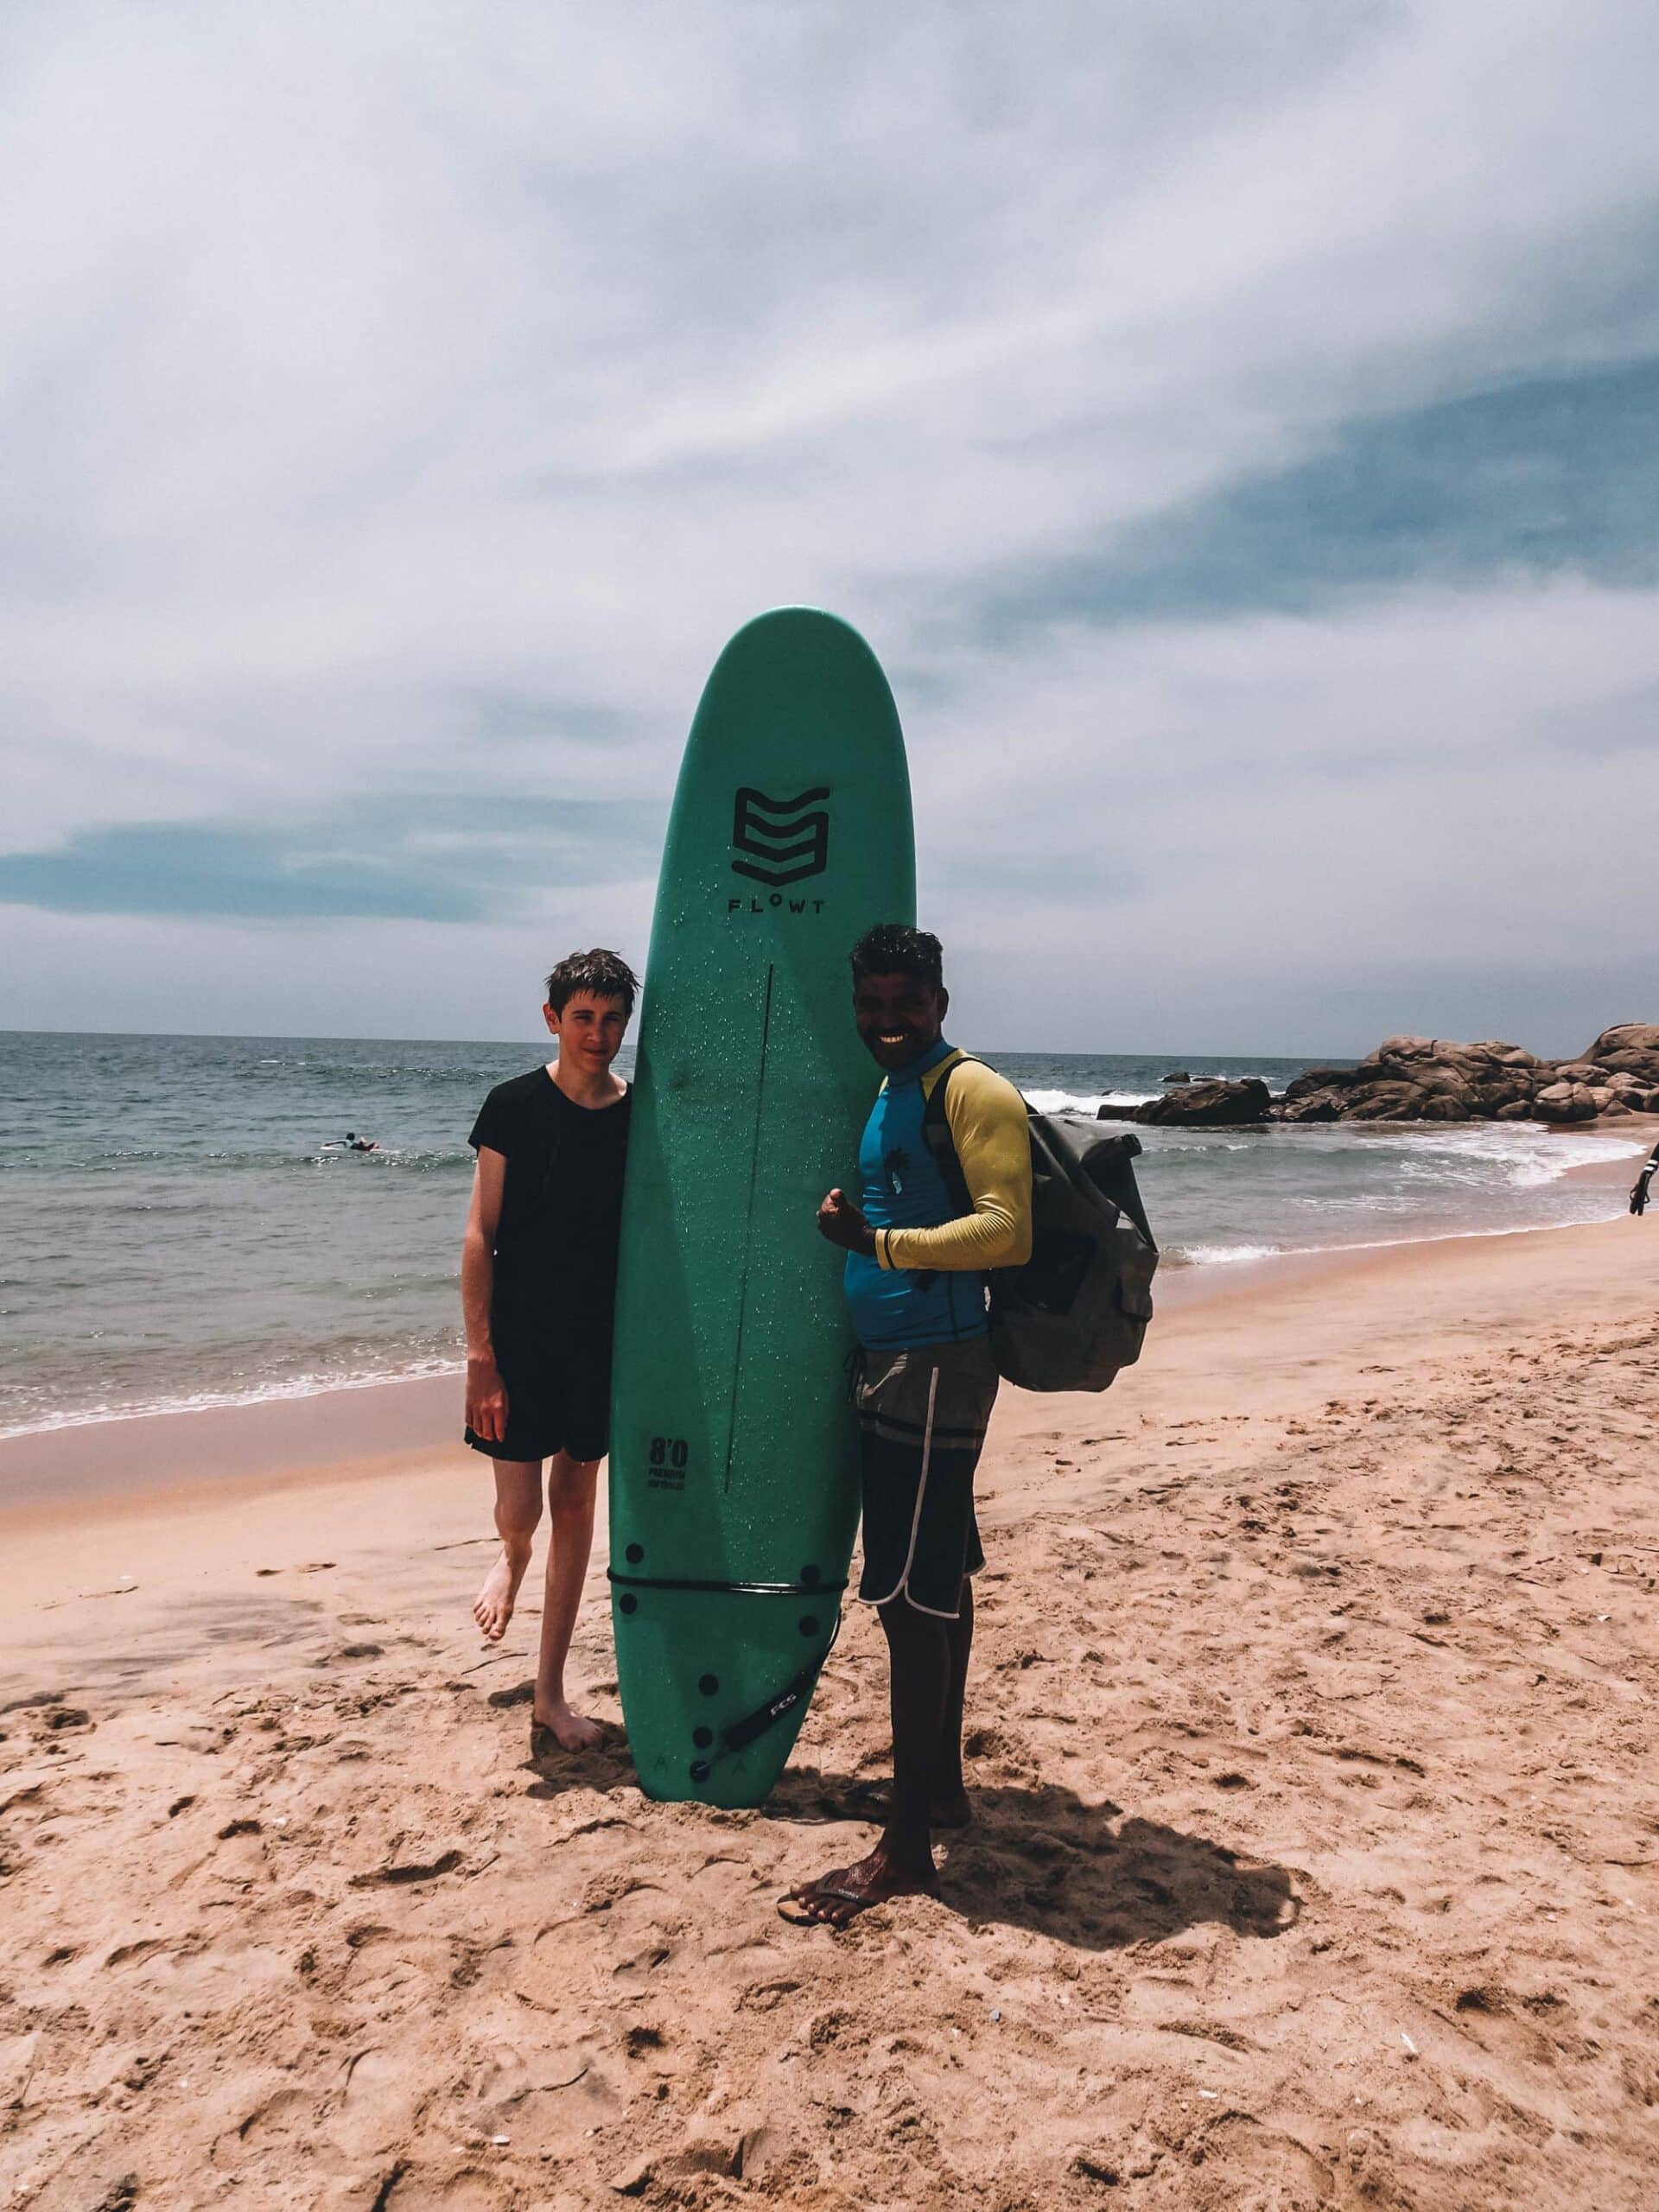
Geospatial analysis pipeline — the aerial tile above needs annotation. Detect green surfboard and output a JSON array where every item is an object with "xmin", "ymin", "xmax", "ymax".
[{"xmin": 609, "ymin": 608, "xmax": 915, "ymax": 1807}]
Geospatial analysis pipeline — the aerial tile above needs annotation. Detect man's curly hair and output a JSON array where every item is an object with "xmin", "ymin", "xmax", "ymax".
[{"xmin": 849, "ymin": 924, "xmax": 944, "ymax": 990}]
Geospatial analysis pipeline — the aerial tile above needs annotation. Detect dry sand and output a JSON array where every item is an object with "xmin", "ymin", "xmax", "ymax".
[{"xmin": 3, "ymin": 1209, "xmax": 1657, "ymax": 2210}]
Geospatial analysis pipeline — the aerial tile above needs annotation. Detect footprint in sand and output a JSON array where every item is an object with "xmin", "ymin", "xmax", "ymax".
[
  {"xmin": 35, "ymin": 1703, "xmax": 95, "ymax": 1735},
  {"xmin": 313, "ymin": 1643, "xmax": 383, "ymax": 1667},
  {"xmin": 349, "ymin": 1848, "xmax": 464, "ymax": 1887},
  {"xmin": 364, "ymin": 2163, "xmax": 515, "ymax": 2209},
  {"xmin": 232, "ymin": 2083, "xmax": 315, "ymax": 2151}
]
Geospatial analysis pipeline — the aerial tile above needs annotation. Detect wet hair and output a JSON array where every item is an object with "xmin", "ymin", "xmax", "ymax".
[
  {"xmin": 544, "ymin": 947, "xmax": 639, "ymax": 1017},
  {"xmin": 849, "ymin": 924, "xmax": 944, "ymax": 991}
]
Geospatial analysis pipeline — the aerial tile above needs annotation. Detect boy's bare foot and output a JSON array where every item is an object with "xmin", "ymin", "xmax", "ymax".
[
  {"xmin": 531, "ymin": 1699, "xmax": 605, "ymax": 1753},
  {"xmin": 779, "ymin": 1845, "xmax": 938, "ymax": 1929},
  {"xmin": 472, "ymin": 1541, "xmax": 532, "ymax": 1642}
]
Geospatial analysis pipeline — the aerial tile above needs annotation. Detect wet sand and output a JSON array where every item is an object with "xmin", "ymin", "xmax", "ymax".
[{"xmin": 3, "ymin": 1209, "xmax": 1657, "ymax": 2209}]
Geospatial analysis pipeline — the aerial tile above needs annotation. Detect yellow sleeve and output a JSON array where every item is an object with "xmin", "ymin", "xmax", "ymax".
[{"xmin": 877, "ymin": 1060, "xmax": 1033, "ymax": 1272}]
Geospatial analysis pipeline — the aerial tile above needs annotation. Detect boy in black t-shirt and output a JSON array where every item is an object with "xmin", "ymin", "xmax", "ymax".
[{"xmin": 461, "ymin": 948, "xmax": 638, "ymax": 1752}]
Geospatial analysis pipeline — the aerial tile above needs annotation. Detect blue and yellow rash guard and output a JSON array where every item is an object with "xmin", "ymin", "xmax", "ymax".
[{"xmin": 843, "ymin": 1040, "xmax": 1033, "ymax": 1351}]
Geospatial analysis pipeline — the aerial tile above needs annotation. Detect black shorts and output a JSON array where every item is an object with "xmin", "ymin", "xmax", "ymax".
[
  {"xmin": 855, "ymin": 1338, "xmax": 999, "ymax": 1618},
  {"xmin": 465, "ymin": 1337, "xmax": 610, "ymax": 1465}
]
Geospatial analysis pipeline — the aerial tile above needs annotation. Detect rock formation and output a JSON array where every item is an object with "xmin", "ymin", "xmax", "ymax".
[
  {"xmin": 1274, "ymin": 1037, "xmax": 1544, "ymax": 1124},
  {"xmin": 1136, "ymin": 1077, "xmax": 1272, "ymax": 1128},
  {"xmin": 1271, "ymin": 1028, "xmax": 1659, "ymax": 1125},
  {"xmin": 1097, "ymin": 1025, "xmax": 1659, "ymax": 1129}
]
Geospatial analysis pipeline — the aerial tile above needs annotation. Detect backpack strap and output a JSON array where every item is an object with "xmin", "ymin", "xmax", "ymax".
[
  {"xmin": 917, "ymin": 1053, "xmax": 1004, "ymax": 1304},
  {"xmin": 918, "ymin": 1051, "xmax": 975, "ymax": 1216}
]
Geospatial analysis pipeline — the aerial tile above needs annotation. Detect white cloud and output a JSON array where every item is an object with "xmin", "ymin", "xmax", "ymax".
[{"xmin": 2, "ymin": 1, "xmax": 1657, "ymax": 1045}]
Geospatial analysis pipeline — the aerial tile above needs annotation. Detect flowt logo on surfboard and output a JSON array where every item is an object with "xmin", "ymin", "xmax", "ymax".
[{"xmin": 730, "ymin": 785, "xmax": 831, "ymax": 887}]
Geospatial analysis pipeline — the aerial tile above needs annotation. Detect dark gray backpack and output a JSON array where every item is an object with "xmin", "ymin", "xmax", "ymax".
[{"xmin": 922, "ymin": 1058, "xmax": 1158, "ymax": 1392}]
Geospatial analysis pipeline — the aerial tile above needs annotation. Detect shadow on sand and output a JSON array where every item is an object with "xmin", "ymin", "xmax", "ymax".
[
  {"xmin": 769, "ymin": 1765, "xmax": 1302, "ymax": 1952},
  {"xmin": 511, "ymin": 1708, "xmax": 1300, "ymax": 1954}
]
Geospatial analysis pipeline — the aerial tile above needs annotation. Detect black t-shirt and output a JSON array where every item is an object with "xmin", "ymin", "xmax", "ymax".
[{"xmin": 469, "ymin": 1069, "xmax": 632, "ymax": 1344}]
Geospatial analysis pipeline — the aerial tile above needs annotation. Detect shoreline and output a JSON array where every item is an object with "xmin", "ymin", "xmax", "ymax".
[
  {"xmin": 0, "ymin": 1233, "xmax": 1559, "ymax": 1518},
  {"xmin": 0, "ymin": 1195, "xmax": 1649, "ymax": 1554},
  {"xmin": 3, "ymin": 1112, "xmax": 1649, "ymax": 1505}
]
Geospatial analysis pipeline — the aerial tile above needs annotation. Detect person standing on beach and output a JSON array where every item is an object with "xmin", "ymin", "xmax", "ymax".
[
  {"xmin": 785, "ymin": 924, "xmax": 1032, "ymax": 1927},
  {"xmin": 1631, "ymin": 1138, "xmax": 1659, "ymax": 1217},
  {"xmin": 461, "ymin": 949, "xmax": 637, "ymax": 1753}
]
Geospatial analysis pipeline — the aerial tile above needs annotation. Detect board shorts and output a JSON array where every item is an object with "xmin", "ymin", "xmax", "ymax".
[
  {"xmin": 464, "ymin": 1334, "xmax": 610, "ymax": 1466},
  {"xmin": 855, "ymin": 1337, "xmax": 999, "ymax": 1618}
]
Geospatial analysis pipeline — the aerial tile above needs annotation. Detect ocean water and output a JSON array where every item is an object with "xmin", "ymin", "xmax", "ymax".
[{"xmin": 0, "ymin": 1032, "xmax": 1643, "ymax": 1440}]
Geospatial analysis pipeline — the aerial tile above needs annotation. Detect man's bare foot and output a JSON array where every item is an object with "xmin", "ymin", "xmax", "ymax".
[
  {"xmin": 531, "ymin": 1699, "xmax": 605, "ymax": 1753},
  {"xmin": 472, "ymin": 1541, "xmax": 531, "ymax": 1642},
  {"xmin": 780, "ymin": 1846, "xmax": 938, "ymax": 1929}
]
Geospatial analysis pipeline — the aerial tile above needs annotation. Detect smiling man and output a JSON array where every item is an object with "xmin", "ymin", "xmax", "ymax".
[{"xmin": 785, "ymin": 923, "xmax": 1032, "ymax": 1927}]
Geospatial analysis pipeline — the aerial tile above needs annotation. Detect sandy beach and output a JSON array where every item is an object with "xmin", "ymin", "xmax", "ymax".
[
  {"xmin": 9, "ymin": 3, "xmax": 1659, "ymax": 2204},
  {"xmin": 3, "ymin": 1201, "xmax": 1657, "ymax": 2212}
]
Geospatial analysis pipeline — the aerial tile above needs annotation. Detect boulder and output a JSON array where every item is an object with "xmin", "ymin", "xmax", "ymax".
[
  {"xmin": 1161, "ymin": 1070, "xmax": 1191, "ymax": 1084},
  {"xmin": 1554, "ymin": 1061, "xmax": 1611, "ymax": 1085},
  {"xmin": 1275, "ymin": 1064, "xmax": 1363, "ymax": 1122},
  {"xmin": 1274, "ymin": 1087, "xmax": 1349, "ymax": 1124},
  {"xmin": 1584, "ymin": 1085, "xmax": 1639, "ymax": 1118},
  {"xmin": 1580, "ymin": 1024, "xmax": 1659, "ymax": 1087},
  {"xmin": 1135, "ymin": 1077, "xmax": 1272, "ymax": 1128},
  {"xmin": 1477, "ymin": 1043, "xmax": 1544, "ymax": 1066},
  {"xmin": 1344, "ymin": 1082, "xmax": 1470, "ymax": 1122},
  {"xmin": 1476, "ymin": 1074, "xmax": 1536, "ymax": 1109},
  {"xmin": 1534, "ymin": 1081, "xmax": 1598, "ymax": 1124},
  {"xmin": 1280, "ymin": 1065, "xmax": 1363, "ymax": 1101},
  {"xmin": 1346, "ymin": 1036, "xmax": 1541, "ymax": 1117},
  {"xmin": 1407, "ymin": 1069, "xmax": 1478, "ymax": 1102},
  {"xmin": 1358, "ymin": 1035, "xmax": 1528, "ymax": 1079},
  {"xmin": 1363, "ymin": 1034, "xmax": 1437, "ymax": 1065}
]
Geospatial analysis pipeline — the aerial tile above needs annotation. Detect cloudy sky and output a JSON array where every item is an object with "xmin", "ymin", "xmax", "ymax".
[{"xmin": 3, "ymin": 1, "xmax": 1656, "ymax": 1055}]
